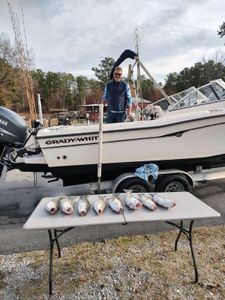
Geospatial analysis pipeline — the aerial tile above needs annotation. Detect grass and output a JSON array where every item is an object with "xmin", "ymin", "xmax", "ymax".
[
  {"xmin": 0, "ymin": 225, "xmax": 225, "ymax": 299},
  {"xmin": 0, "ymin": 271, "xmax": 6, "ymax": 290}
]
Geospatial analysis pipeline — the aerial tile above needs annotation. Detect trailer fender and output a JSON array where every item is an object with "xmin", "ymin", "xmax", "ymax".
[
  {"xmin": 155, "ymin": 171, "xmax": 194, "ymax": 192},
  {"xmin": 158, "ymin": 169, "xmax": 194, "ymax": 186}
]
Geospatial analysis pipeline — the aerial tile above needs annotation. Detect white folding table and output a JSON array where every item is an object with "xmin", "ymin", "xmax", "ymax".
[{"xmin": 24, "ymin": 192, "xmax": 221, "ymax": 295}]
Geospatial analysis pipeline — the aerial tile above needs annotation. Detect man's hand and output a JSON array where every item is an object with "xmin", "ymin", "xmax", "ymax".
[
  {"xmin": 127, "ymin": 106, "xmax": 132, "ymax": 118},
  {"xmin": 127, "ymin": 107, "xmax": 134, "ymax": 122}
]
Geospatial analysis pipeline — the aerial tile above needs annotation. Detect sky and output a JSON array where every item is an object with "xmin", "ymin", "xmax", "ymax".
[{"xmin": 0, "ymin": 0, "xmax": 224, "ymax": 83}]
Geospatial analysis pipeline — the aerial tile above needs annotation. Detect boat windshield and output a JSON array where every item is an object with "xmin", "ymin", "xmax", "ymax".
[
  {"xmin": 154, "ymin": 86, "xmax": 197, "ymax": 110},
  {"xmin": 198, "ymin": 82, "xmax": 225, "ymax": 101},
  {"xmin": 155, "ymin": 79, "xmax": 225, "ymax": 111},
  {"xmin": 168, "ymin": 88, "xmax": 208, "ymax": 110}
]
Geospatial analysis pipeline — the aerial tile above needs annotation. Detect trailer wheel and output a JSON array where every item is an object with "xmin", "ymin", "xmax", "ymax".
[
  {"xmin": 115, "ymin": 177, "xmax": 153, "ymax": 193},
  {"xmin": 155, "ymin": 175, "xmax": 191, "ymax": 192}
]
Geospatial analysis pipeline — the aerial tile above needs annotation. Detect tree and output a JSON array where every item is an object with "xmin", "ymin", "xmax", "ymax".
[
  {"xmin": 140, "ymin": 76, "xmax": 155, "ymax": 100},
  {"xmin": 76, "ymin": 76, "xmax": 88, "ymax": 107},
  {"xmin": 218, "ymin": 22, "xmax": 225, "ymax": 38},
  {"xmin": 31, "ymin": 70, "xmax": 78, "ymax": 111},
  {"xmin": 85, "ymin": 79, "xmax": 102, "ymax": 104},
  {"xmin": 92, "ymin": 57, "xmax": 115, "ymax": 88},
  {"xmin": 63, "ymin": 73, "xmax": 77, "ymax": 110},
  {"xmin": 0, "ymin": 33, "xmax": 22, "ymax": 108},
  {"xmin": 164, "ymin": 60, "xmax": 225, "ymax": 94},
  {"xmin": 32, "ymin": 69, "xmax": 47, "ymax": 109}
]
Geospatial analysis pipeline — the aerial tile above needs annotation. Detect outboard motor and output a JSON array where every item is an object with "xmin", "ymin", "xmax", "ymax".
[
  {"xmin": 0, "ymin": 107, "xmax": 28, "ymax": 177},
  {"xmin": 0, "ymin": 106, "xmax": 28, "ymax": 148}
]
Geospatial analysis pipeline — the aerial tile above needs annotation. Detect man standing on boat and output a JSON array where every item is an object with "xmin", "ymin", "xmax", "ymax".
[{"xmin": 102, "ymin": 66, "xmax": 133, "ymax": 123}]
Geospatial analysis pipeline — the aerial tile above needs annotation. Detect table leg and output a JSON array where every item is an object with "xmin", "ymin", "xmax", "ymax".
[
  {"xmin": 48, "ymin": 230, "xmax": 54, "ymax": 295},
  {"xmin": 47, "ymin": 227, "xmax": 74, "ymax": 295},
  {"xmin": 187, "ymin": 220, "xmax": 198, "ymax": 282},
  {"xmin": 54, "ymin": 229, "xmax": 61, "ymax": 258},
  {"xmin": 174, "ymin": 220, "xmax": 183, "ymax": 251},
  {"xmin": 166, "ymin": 220, "xmax": 198, "ymax": 282}
]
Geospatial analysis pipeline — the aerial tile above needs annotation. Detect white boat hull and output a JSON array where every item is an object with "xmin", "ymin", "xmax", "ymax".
[
  {"xmin": 36, "ymin": 110, "xmax": 225, "ymax": 167},
  {"xmin": 12, "ymin": 108, "xmax": 220, "ymax": 185}
]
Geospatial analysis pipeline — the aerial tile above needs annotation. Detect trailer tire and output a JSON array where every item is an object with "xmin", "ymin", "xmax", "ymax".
[
  {"xmin": 155, "ymin": 175, "xmax": 191, "ymax": 192},
  {"xmin": 115, "ymin": 177, "xmax": 153, "ymax": 193}
]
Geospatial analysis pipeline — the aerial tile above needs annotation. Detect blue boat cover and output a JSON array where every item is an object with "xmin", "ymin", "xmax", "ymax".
[{"xmin": 134, "ymin": 163, "xmax": 159, "ymax": 182}]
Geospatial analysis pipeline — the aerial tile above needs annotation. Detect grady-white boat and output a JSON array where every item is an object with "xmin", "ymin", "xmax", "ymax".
[{"xmin": 0, "ymin": 101, "xmax": 225, "ymax": 186}]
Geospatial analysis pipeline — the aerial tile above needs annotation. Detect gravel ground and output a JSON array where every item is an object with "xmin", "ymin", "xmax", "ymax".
[{"xmin": 0, "ymin": 225, "xmax": 225, "ymax": 300}]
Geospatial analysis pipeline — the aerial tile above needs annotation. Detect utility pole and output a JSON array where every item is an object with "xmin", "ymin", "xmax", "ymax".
[{"xmin": 7, "ymin": 1, "xmax": 37, "ymax": 123}]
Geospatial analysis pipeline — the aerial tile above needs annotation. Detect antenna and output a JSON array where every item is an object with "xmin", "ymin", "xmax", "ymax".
[
  {"xmin": 7, "ymin": 0, "xmax": 37, "ymax": 123},
  {"xmin": 134, "ymin": 27, "xmax": 143, "ymax": 118},
  {"xmin": 134, "ymin": 27, "xmax": 142, "ymax": 98}
]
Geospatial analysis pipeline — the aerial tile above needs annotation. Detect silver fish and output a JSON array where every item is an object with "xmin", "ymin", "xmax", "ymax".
[
  {"xmin": 121, "ymin": 191, "xmax": 142, "ymax": 210},
  {"xmin": 108, "ymin": 196, "xmax": 124, "ymax": 214},
  {"xmin": 93, "ymin": 196, "xmax": 107, "ymax": 214},
  {"xmin": 77, "ymin": 197, "xmax": 91, "ymax": 216},
  {"xmin": 152, "ymin": 194, "xmax": 176, "ymax": 208},
  {"xmin": 138, "ymin": 194, "xmax": 157, "ymax": 210},
  {"xmin": 45, "ymin": 198, "xmax": 59, "ymax": 214},
  {"xmin": 60, "ymin": 197, "xmax": 74, "ymax": 215}
]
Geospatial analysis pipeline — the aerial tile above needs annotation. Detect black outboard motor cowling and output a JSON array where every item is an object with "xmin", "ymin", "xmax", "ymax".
[{"xmin": 0, "ymin": 106, "xmax": 28, "ymax": 148}]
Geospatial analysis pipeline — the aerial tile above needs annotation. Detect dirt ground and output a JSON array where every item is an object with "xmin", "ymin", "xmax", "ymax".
[{"xmin": 0, "ymin": 225, "xmax": 224, "ymax": 299}]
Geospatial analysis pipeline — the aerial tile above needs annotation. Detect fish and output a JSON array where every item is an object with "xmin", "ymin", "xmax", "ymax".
[
  {"xmin": 45, "ymin": 198, "xmax": 59, "ymax": 214},
  {"xmin": 152, "ymin": 194, "xmax": 176, "ymax": 208},
  {"xmin": 59, "ymin": 196, "xmax": 74, "ymax": 215},
  {"xmin": 108, "ymin": 196, "xmax": 124, "ymax": 214},
  {"xmin": 93, "ymin": 196, "xmax": 107, "ymax": 214},
  {"xmin": 77, "ymin": 197, "xmax": 91, "ymax": 216},
  {"xmin": 121, "ymin": 190, "xmax": 142, "ymax": 210},
  {"xmin": 138, "ymin": 194, "xmax": 157, "ymax": 210}
]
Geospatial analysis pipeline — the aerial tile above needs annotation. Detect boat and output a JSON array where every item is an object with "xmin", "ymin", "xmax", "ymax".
[{"xmin": 0, "ymin": 102, "xmax": 225, "ymax": 186}]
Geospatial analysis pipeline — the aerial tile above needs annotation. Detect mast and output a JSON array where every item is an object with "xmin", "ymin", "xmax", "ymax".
[
  {"xmin": 135, "ymin": 27, "xmax": 143, "ymax": 119},
  {"xmin": 135, "ymin": 27, "xmax": 142, "ymax": 98}
]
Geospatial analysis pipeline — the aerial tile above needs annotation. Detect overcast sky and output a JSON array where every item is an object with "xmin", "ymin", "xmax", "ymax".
[{"xmin": 0, "ymin": 0, "xmax": 224, "ymax": 82}]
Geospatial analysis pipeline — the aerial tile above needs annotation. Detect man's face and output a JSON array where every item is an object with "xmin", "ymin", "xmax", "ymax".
[{"xmin": 114, "ymin": 70, "xmax": 122, "ymax": 82}]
